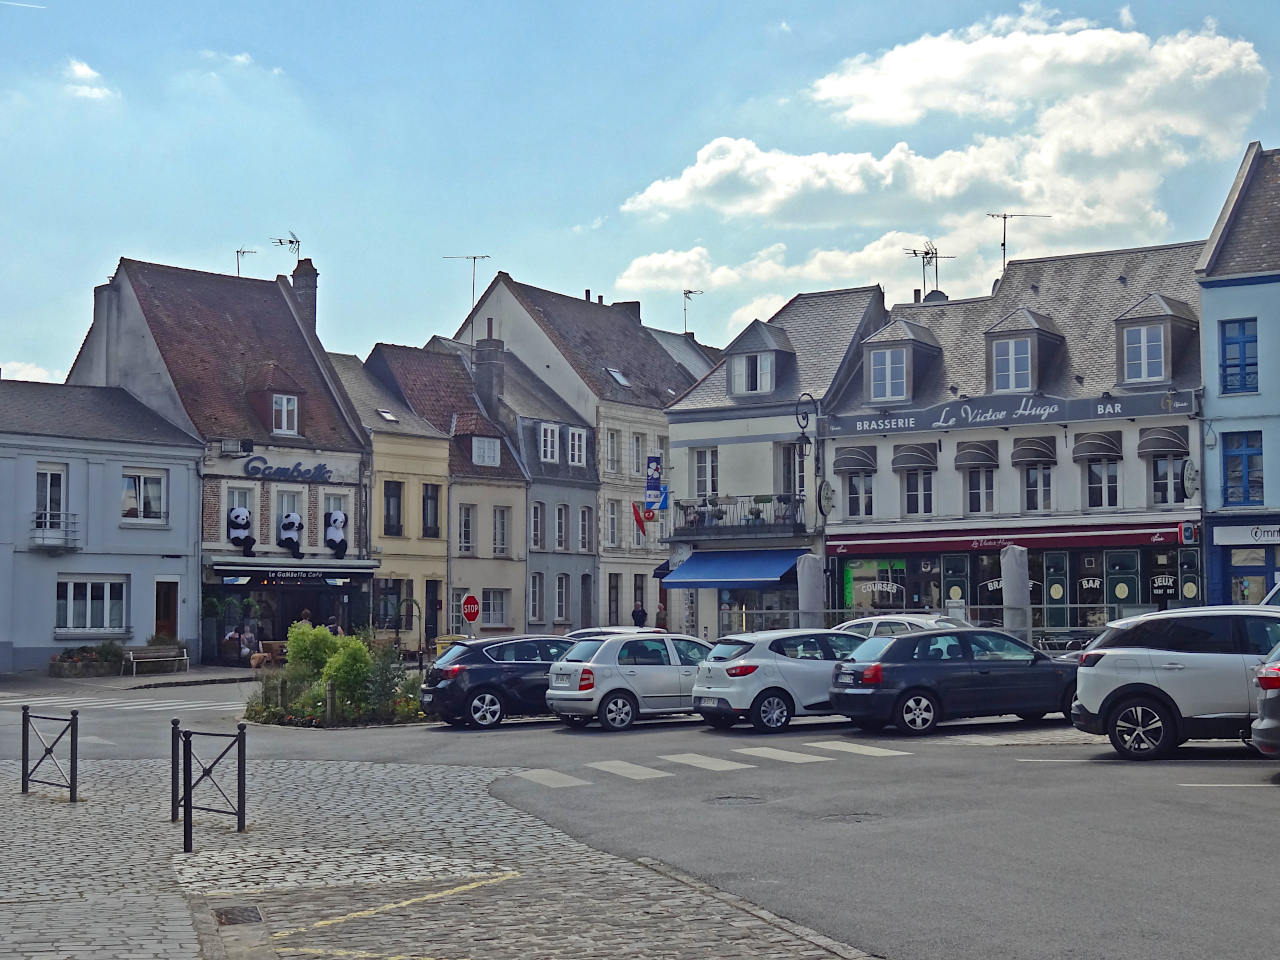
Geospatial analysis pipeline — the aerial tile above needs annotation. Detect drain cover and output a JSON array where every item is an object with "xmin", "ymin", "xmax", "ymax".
[
  {"xmin": 707, "ymin": 795, "xmax": 764, "ymax": 806},
  {"xmin": 213, "ymin": 905, "xmax": 263, "ymax": 926}
]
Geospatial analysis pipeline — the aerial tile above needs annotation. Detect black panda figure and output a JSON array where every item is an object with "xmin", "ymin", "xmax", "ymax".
[
  {"xmin": 277, "ymin": 512, "xmax": 304, "ymax": 559},
  {"xmin": 324, "ymin": 510, "xmax": 348, "ymax": 560},
  {"xmin": 227, "ymin": 506, "xmax": 257, "ymax": 557}
]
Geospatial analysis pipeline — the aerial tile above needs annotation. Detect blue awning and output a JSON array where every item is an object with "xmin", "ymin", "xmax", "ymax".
[{"xmin": 661, "ymin": 549, "xmax": 810, "ymax": 590}]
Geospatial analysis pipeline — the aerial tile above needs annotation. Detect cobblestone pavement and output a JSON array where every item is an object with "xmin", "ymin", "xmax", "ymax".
[{"xmin": 1, "ymin": 758, "xmax": 875, "ymax": 960}]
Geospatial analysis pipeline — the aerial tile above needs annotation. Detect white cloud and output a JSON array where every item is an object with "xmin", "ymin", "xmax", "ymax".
[
  {"xmin": 1118, "ymin": 5, "xmax": 1135, "ymax": 28},
  {"xmin": 778, "ymin": 21, "xmax": 792, "ymax": 34},
  {"xmin": 66, "ymin": 84, "xmax": 115, "ymax": 99},
  {"xmin": 2, "ymin": 360, "xmax": 64, "ymax": 382},
  {"xmin": 727, "ymin": 294, "xmax": 789, "ymax": 332},
  {"xmin": 62, "ymin": 58, "xmax": 116, "ymax": 99},
  {"xmin": 616, "ymin": 245, "xmax": 743, "ymax": 291},
  {"xmin": 572, "ymin": 215, "xmax": 608, "ymax": 234},
  {"xmin": 65, "ymin": 59, "xmax": 99, "ymax": 80}
]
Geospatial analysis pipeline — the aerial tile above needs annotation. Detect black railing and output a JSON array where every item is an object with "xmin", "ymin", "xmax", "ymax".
[
  {"xmin": 172, "ymin": 718, "xmax": 246, "ymax": 853},
  {"xmin": 21, "ymin": 706, "xmax": 78, "ymax": 802},
  {"xmin": 670, "ymin": 493, "xmax": 806, "ymax": 539}
]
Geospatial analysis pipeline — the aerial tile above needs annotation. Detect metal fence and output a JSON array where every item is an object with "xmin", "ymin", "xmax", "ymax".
[
  {"xmin": 20, "ymin": 706, "xmax": 78, "ymax": 801},
  {"xmin": 171, "ymin": 718, "xmax": 246, "ymax": 853}
]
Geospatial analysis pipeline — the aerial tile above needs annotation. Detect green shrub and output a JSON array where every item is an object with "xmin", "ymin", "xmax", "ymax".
[
  {"xmin": 287, "ymin": 679, "xmax": 328, "ymax": 722},
  {"xmin": 366, "ymin": 643, "xmax": 404, "ymax": 721},
  {"xmin": 393, "ymin": 671, "xmax": 425, "ymax": 722},
  {"xmin": 322, "ymin": 636, "xmax": 373, "ymax": 711},
  {"xmin": 94, "ymin": 640, "xmax": 125, "ymax": 664},
  {"xmin": 287, "ymin": 623, "xmax": 338, "ymax": 676}
]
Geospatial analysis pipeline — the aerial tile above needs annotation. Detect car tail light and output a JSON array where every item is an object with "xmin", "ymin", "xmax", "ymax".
[
  {"xmin": 1079, "ymin": 652, "xmax": 1106, "ymax": 669},
  {"xmin": 578, "ymin": 668, "xmax": 595, "ymax": 691},
  {"xmin": 725, "ymin": 664, "xmax": 758, "ymax": 677},
  {"xmin": 860, "ymin": 663, "xmax": 883, "ymax": 685},
  {"xmin": 439, "ymin": 664, "xmax": 465, "ymax": 679},
  {"xmin": 1258, "ymin": 665, "xmax": 1280, "ymax": 690}
]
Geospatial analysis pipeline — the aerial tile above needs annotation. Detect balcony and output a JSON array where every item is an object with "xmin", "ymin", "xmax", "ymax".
[
  {"xmin": 669, "ymin": 494, "xmax": 807, "ymax": 542},
  {"xmin": 30, "ymin": 512, "xmax": 81, "ymax": 553}
]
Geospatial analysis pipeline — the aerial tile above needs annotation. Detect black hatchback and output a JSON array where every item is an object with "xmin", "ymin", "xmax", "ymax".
[
  {"xmin": 421, "ymin": 635, "xmax": 575, "ymax": 728},
  {"xmin": 829, "ymin": 628, "xmax": 1077, "ymax": 735}
]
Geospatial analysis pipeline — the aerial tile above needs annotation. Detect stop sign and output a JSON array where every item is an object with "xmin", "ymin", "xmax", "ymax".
[{"xmin": 462, "ymin": 594, "xmax": 480, "ymax": 623}]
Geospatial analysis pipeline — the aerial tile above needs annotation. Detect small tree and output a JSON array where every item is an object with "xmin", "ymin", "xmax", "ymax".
[
  {"xmin": 322, "ymin": 636, "xmax": 374, "ymax": 713},
  {"xmin": 288, "ymin": 623, "xmax": 338, "ymax": 677}
]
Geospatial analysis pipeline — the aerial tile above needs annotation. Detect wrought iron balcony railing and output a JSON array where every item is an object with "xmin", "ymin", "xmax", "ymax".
[{"xmin": 669, "ymin": 494, "xmax": 807, "ymax": 540}]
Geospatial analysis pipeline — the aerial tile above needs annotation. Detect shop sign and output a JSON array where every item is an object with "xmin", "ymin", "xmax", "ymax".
[
  {"xmin": 1212, "ymin": 525, "xmax": 1280, "ymax": 545},
  {"xmin": 242, "ymin": 456, "xmax": 334, "ymax": 483},
  {"xmin": 1079, "ymin": 577, "xmax": 1102, "ymax": 590},
  {"xmin": 856, "ymin": 581, "xmax": 903, "ymax": 594},
  {"xmin": 222, "ymin": 570, "xmax": 352, "ymax": 585},
  {"xmin": 829, "ymin": 525, "xmax": 1181, "ymax": 556},
  {"xmin": 1151, "ymin": 574, "xmax": 1177, "ymax": 597}
]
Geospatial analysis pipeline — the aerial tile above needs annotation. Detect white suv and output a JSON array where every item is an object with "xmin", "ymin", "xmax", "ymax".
[{"xmin": 1072, "ymin": 606, "xmax": 1280, "ymax": 759}]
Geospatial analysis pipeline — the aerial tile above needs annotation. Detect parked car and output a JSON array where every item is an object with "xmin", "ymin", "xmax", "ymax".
[
  {"xmin": 833, "ymin": 613, "xmax": 969, "ymax": 637},
  {"xmin": 564, "ymin": 626, "xmax": 664, "ymax": 640},
  {"xmin": 830, "ymin": 628, "xmax": 1077, "ymax": 735},
  {"xmin": 691, "ymin": 629, "xmax": 867, "ymax": 732},
  {"xmin": 1071, "ymin": 606, "xmax": 1280, "ymax": 759},
  {"xmin": 420, "ymin": 635, "xmax": 575, "ymax": 728},
  {"xmin": 546, "ymin": 633, "xmax": 712, "ymax": 730},
  {"xmin": 1251, "ymin": 643, "xmax": 1280, "ymax": 757}
]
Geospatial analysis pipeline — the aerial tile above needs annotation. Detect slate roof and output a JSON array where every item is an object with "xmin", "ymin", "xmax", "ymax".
[
  {"xmin": 1200, "ymin": 144, "xmax": 1280, "ymax": 277},
  {"xmin": 986, "ymin": 308, "xmax": 1064, "ymax": 339},
  {"xmin": 722, "ymin": 320, "xmax": 795, "ymax": 355},
  {"xmin": 0, "ymin": 380, "xmax": 201, "ymax": 447},
  {"xmin": 327, "ymin": 353, "xmax": 447, "ymax": 440},
  {"xmin": 117, "ymin": 259, "xmax": 364, "ymax": 451},
  {"xmin": 670, "ymin": 285, "xmax": 886, "ymax": 413},
  {"xmin": 647, "ymin": 327, "xmax": 719, "ymax": 381},
  {"xmin": 863, "ymin": 318, "xmax": 941, "ymax": 348},
  {"xmin": 835, "ymin": 241, "xmax": 1204, "ymax": 415},
  {"xmin": 1114, "ymin": 293, "xmax": 1198, "ymax": 324}
]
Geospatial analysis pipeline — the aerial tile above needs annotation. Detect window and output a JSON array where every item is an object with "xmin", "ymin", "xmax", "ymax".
[
  {"xmin": 277, "ymin": 489, "xmax": 300, "ymax": 518},
  {"xmin": 568, "ymin": 428, "xmax": 586, "ymax": 466},
  {"xmin": 870, "ymin": 348, "xmax": 906, "ymax": 401},
  {"xmin": 555, "ymin": 504, "xmax": 568, "ymax": 550},
  {"xmin": 993, "ymin": 338, "xmax": 1031, "ymax": 392},
  {"xmin": 529, "ymin": 573, "xmax": 544, "ymax": 622},
  {"xmin": 1087, "ymin": 458, "xmax": 1119, "ymax": 508},
  {"xmin": 375, "ymin": 408, "xmax": 399, "ymax": 422},
  {"xmin": 1152, "ymin": 456, "xmax": 1187, "ymax": 507},
  {"xmin": 1221, "ymin": 319, "xmax": 1259, "ymax": 394},
  {"xmin": 540, "ymin": 424, "xmax": 559, "ymax": 463},
  {"xmin": 1242, "ymin": 617, "xmax": 1280, "ymax": 656},
  {"xmin": 672, "ymin": 638, "xmax": 708, "ymax": 666},
  {"xmin": 634, "ymin": 573, "xmax": 646, "ymax": 605},
  {"xmin": 966, "ymin": 468, "xmax": 995, "ymax": 514},
  {"xmin": 607, "ymin": 367, "xmax": 631, "ymax": 387},
  {"xmin": 694, "ymin": 448, "xmax": 719, "ymax": 498},
  {"xmin": 481, "ymin": 588, "xmax": 508, "ymax": 627},
  {"xmin": 323, "ymin": 492, "xmax": 348, "ymax": 517},
  {"xmin": 908, "ymin": 635, "xmax": 966, "ymax": 661},
  {"xmin": 657, "ymin": 435, "xmax": 669, "ymax": 467},
  {"xmin": 121, "ymin": 469, "xmax": 166, "ymax": 522},
  {"xmin": 227, "ymin": 486, "xmax": 252, "ymax": 512},
  {"xmin": 450, "ymin": 588, "xmax": 469, "ymax": 634},
  {"xmin": 383, "ymin": 481, "xmax": 403, "ymax": 536},
  {"xmin": 35, "ymin": 463, "xmax": 66, "ymax": 529},
  {"xmin": 555, "ymin": 574, "xmax": 570, "ymax": 622},
  {"xmin": 421, "ymin": 484, "xmax": 440, "ymax": 538},
  {"xmin": 272, "ymin": 394, "xmax": 298, "ymax": 434},
  {"xmin": 55, "ymin": 577, "xmax": 126, "ymax": 632},
  {"xmin": 632, "ymin": 508, "xmax": 644, "ymax": 547},
  {"xmin": 492, "ymin": 506, "xmax": 510, "ymax": 556},
  {"xmin": 904, "ymin": 470, "xmax": 933, "ymax": 515},
  {"xmin": 578, "ymin": 506, "xmax": 593, "ymax": 551},
  {"xmin": 1024, "ymin": 466, "xmax": 1052, "ymax": 512},
  {"xmin": 605, "ymin": 430, "xmax": 620, "ymax": 472},
  {"xmin": 488, "ymin": 640, "xmax": 543, "ymax": 662},
  {"xmin": 617, "ymin": 638, "xmax": 669, "ymax": 666},
  {"xmin": 846, "ymin": 472, "xmax": 872, "ymax": 518},
  {"xmin": 633, "ymin": 433, "xmax": 646, "ymax": 474},
  {"xmin": 968, "ymin": 632, "xmax": 1034, "ymax": 662},
  {"xmin": 530, "ymin": 501, "xmax": 545, "ymax": 550},
  {"xmin": 1224, "ymin": 431, "xmax": 1264, "ymax": 506},
  {"xmin": 472, "ymin": 437, "xmax": 500, "ymax": 467},
  {"xmin": 730, "ymin": 352, "xmax": 774, "ymax": 394},
  {"xmin": 782, "ymin": 443, "xmax": 807, "ymax": 497},
  {"xmin": 607, "ymin": 500, "xmax": 618, "ymax": 546},
  {"xmin": 458, "ymin": 504, "xmax": 474, "ymax": 553},
  {"xmin": 1123, "ymin": 324, "xmax": 1164, "ymax": 382}
]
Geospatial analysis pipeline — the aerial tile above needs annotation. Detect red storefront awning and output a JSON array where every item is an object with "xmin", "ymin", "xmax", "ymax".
[{"xmin": 826, "ymin": 523, "xmax": 1186, "ymax": 556}]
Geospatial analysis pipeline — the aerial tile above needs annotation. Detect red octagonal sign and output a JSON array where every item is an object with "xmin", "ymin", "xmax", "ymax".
[{"xmin": 462, "ymin": 594, "xmax": 480, "ymax": 623}]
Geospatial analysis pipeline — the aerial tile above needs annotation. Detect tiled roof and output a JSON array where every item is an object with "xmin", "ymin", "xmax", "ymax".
[
  {"xmin": 327, "ymin": 353, "xmax": 446, "ymax": 440},
  {"xmin": 647, "ymin": 327, "xmax": 719, "ymax": 381},
  {"xmin": 1114, "ymin": 293, "xmax": 1198, "ymax": 324},
  {"xmin": 119, "ymin": 259, "xmax": 364, "ymax": 451},
  {"xmin": 722, "ymin": 320, "xmax": 795, "ymax": 355},
  {"xmin": 986, "ymin": 308, "xmax": 1064, "ymax": 339},
  {"xmin": 1202, "ymin": 145, "xmax": 1280, "ymax": 277},
  {"xmin": 670, "ymin": 285, "xmax": 885, "ymax": 413},
  {"xmin": 0, "ymin": 380, "xmax": 201, "ymax": 447},
  {"xmin": 864, "ymin": 318, "xmax": 941, "ymax": 348}
]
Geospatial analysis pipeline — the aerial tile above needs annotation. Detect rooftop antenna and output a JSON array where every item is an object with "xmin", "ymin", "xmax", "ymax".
[
  {"xmin": 270, "ymin": 230, "xmax": 301, "ymax": 263},
  {"xmin": 443, "ymin": 255, "xmax": 491, "ymax": 308},
  {"xmin": 987, "ymin": 213, "xmax": 1051, "ymax": 271},
  {"xmin": 235, "ymin": 246, "xmax": 256, "ymax": 277},
  {"xmin": 903, "ymin": 240, "xmax": 955, "ymax": 292},
  {"xmin": 681, "ymin": 289, "xmax": 703, "ymax": 334}
]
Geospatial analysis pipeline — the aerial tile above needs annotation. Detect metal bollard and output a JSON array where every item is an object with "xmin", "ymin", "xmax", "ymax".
[
  {"xmin": 236, "ymin": 723, "xmax": 247, "ymax": 833},
  {"xmin": 325, "ymin": 680, "xmax": 336, "ymax": 725},
  {"xmin": 182, "ymin": 730, "xmax": 193, "ymax": 854},
  {"xmin": 170, "ymin": 719, "xmax": 181, "ymax": 822},
  {"xmin": 20, "ymin": 706, "xmax": 29, "ymax": 794},
  {"xmin": 68, "ymin": 710, "xmax": 78, "ymax": 803}
]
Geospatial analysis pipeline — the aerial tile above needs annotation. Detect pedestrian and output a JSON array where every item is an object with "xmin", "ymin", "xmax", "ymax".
[
  {"xmin": 295, "ymin": 609, "xmax": 313, "ymax": 628},
  {"xmin": 631, "ymin": 600, "xmax": 648, "ymax": 627},
  {"xmin": 326, "ymin": 615, "xmax": 344, "ymax": 636},
  {"xmin": 654, "ymin": 602, "xmax": 667, "ymax": 631}
]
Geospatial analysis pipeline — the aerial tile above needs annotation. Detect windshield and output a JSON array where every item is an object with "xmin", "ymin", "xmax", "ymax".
[
  {"xmin": 434, "ymin": 643, "xmax": 470, "ymax": 666},
  {"xmin": 846, "ymin": 635, "xmax": 896, "ymax": 662},
  {"xmin": 708, "ymin": 641, "xmax": 754, "ymax": 662},
  {"xmin": 564, "ymin": 640, "xmax": 606, "ymax": 663}
]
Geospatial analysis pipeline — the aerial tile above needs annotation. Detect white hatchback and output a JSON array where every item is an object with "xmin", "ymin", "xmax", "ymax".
[
  {"xmin": 691, "ymin": 629, "xmax": 865, "ymax": 732},
  {"xmin": 833, "ymin": 613, "xmax": 969, "ymax": 637}
]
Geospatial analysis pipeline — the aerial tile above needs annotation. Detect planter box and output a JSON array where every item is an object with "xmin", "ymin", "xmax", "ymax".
[{"xmin": 48, "ymin": 660, "xmax": 119, "ymax": 678}]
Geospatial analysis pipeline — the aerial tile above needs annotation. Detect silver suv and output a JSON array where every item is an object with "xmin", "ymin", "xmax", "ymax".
[{"xmin": 1072, "ymin": 606, "xmax": 1280, "ymax": 759}]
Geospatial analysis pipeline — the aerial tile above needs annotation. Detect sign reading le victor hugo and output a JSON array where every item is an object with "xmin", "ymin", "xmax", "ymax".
[{"xmin": 837, "ymin": 390, "xmax": 1195, "ymax": 436}]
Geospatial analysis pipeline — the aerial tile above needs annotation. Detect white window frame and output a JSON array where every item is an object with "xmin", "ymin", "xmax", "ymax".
[
  {"xmin": 567, "ymin": 428, "xmax": 587, "ymax": 466},
  {"xmin": 966, "ymin": 467, "xmax": 995, "ymax": 515},
  {"xmin": 458, "ymin": 503, "xmax": 475, "ymax": 554},
  {"xmin": 530, "ymin": 501, "xmax": 545, "ymax": 550},
  {"xmin": 472, "ymin": 437, "xmax": 500, "ymax": 467},
  {"xmin": 730, "ymin": 352, "xmax": 775, "ymax": 395},
  {"xmin": 555, "ymin": 503, "xmax": 568, "ymax": 550},
  {"xmin": 121, "ymin": 467, "xmax": 168, "ymax": 524},
  {"xmin": 870, "ymin": 348, "xmax": 907, "ymax": 402},
  {"xmin": 540, "ymin": 424, "xmax": 559, "ymax": 463},
  {"xmin": 450, "ymin": 588, "xmax": 470, "ymax": 634},
  {"xmin": 36, "ymin": 462, "xmax": 67, "ymax": 529},
  {"xmin": 846, "ymin": 472, "xmax": 872, "ymax": 518},
  {"xmin": 632, "ymin": 507, "xmax": 644, "ymax": 547},
  {"xmin": 1123, "ymin": 324, "xmax": 1164, "ymax": 383},
  {"xmin": 272, "ymin": 394, "xmax": 298, "ymax": 435},
  {"xmin": 578, "ymin": 506, "xmax": 593, "ymax": 551},
  {"xmin": 694, "ymin": 448, "xmax": 719, "ymax": 498},
  {"xmin": 606, "ymin": 430, "xmax": 620, "ymax": 473},
  {"xmin": 492, "ymin": 505, "xmax": 510, "ymax": 556},
  {"xmin": 481, "ymin": 588, "xmax": 508, "ymax": 627},
  {"xmin": 782, "ymin": 443, "xmax": 806, "ymax": 497},
  {"xmin": 529, "ymin": 573, "xmax": 544, "ymax": 623},
  {"xmin": 55, "ymin": 576, "xmax": 127, "ymax": 634},
  {"xmin": 607, "ymin": 500, "xmax": 618, "ymax": 547},
  {"xmin": 1086, "ymin": 458, "xmax": 1120, "ymax": 509},
  {"xmin": 633, "ymin": 433, "xmax": 646, "ymax": 474},
  {"xmin": 1024, "ymin": 465, "xmax": 1052, "ymax": 513},
  {"xmin": 903, "ymin": 469, "xmax": 933, "ymax": 516},
  {"xmin": 276, "ymin": 487, "xmax": 302, "ymax": 521},
  {"xmin": 555, "ymin": 573, "xmax": 570, "ymax": 622},
  {"xmin": 993, "ymin": 338, "xmax": 1031, "ymax": 393},
  {"xmin": 1152, "ymin": 455, "xmax": 1188, "ymax": 507}
]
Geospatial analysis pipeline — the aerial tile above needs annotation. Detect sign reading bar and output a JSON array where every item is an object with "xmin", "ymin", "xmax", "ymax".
[
  {"xmin": 833, "ymin": 390, "xmax": 1194, "ymax": 437},
  {"xmin": 243, "ymin": 456, "xmax": 334, "ymax": 483}
]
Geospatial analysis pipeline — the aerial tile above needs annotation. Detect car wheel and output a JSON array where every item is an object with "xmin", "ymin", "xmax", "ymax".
[
  {"xmin": 895, "ymin": 690, "xmax": 939, "ymax": 735},
  {"xmin": 597, "ymin": 692, "xmax": 637, "ymax": 731},
  {"xmin": 559, "ymin": 714, "xmax": 592, "ymax": 728},
  {"xmin": 466, "ymin": 690, "xmax": 505, "ymax": 728},
  {"xmin": 749, "ymin": 690, "xmax": 793, "ymax": 732},
  {"xmin": 1017, "ymin": 712, "xmax": 1045, "ymax": 723},
  {"xmin": 703, "ymin": 714, "xmax": 738, "ymax": 729},
  {"xmin": 1061, "ymin": 685, "xmax": 1077, "ymax": 720},
  {"xmin": 1107, "ymin": 697, "xmax": 1175, "ymax": 760}
]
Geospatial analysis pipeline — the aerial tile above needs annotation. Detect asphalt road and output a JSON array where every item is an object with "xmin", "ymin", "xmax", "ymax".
[{"xmin": 3, "ymin": 674, "xmax": 1275, "ymax": 960}]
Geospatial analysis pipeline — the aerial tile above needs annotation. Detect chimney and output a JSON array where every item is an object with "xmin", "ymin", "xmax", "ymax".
[
  {"xmin": 474, "ymin": 336, "xmax": 505, "ymax": 415},
  {"xmin": 612, "ymin": 301, "xmax": 642, "ymax": 323},
  {"xmin": 292, "ymin": 258, "xmax": 318, "ymax": 328},
  {"xmin": 584, "ymin": 288, "xmax": 591, "ymax": 301},
  {"xmin": 913, "ymin": 289, "xmax": 921, "ymax": 303},
  {"xmin": 597, "ymin": 294, "xmax": 603, "ymax": 304}
]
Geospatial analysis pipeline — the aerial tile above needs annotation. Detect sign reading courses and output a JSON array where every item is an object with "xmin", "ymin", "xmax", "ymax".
[{"xmin": 462, "ymin": 594, "xmax": 480, "ymax": 623}]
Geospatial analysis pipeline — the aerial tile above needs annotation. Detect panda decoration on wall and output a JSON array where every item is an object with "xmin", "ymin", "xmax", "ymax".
[
  {"xmin": 227, "ymin": 506, "xmax": 257, "ymax": 557},
  {"xmin": 276, "ymin": 512, "xmax": 305, "ymax": 559},
  {"xmin": 324, "ymin": 510, "xmax": 348, "ymax": 560}
]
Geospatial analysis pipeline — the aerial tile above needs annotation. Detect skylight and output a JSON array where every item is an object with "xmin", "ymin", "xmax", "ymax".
[
  {"xmin": 376, "ymin": 408, "xmax": 400, "ymax": 422},
  {"xmin": 607, "ymin": 367, "xmax": 631, "ymax": 387}
]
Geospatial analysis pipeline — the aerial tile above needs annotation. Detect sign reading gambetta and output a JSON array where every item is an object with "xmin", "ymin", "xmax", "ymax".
[
  {"xmin": 242, "ymin": 456, "xmax": 333, "ymax": 483},
  {"xmin": 834, "ymin": 390, "xmax": 1194, "ymax": 436}
]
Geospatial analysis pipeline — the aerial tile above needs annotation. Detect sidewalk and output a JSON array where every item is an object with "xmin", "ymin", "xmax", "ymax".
[{"xmin": 0, "ymin": 665, "xmax": 257, "ymax": 695}]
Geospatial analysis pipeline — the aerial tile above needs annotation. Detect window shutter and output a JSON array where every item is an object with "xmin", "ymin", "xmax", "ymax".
[
  {"xmin": 758, "ymin": 352, "xmax": 773, "ymax": 392},
  {"xmin": 730, "ymin": 355, "xmax": 746, "ymax": 394}
]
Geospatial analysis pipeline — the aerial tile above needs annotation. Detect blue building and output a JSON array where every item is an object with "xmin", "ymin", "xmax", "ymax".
[{"xmin": 1196, "ymin": 141, "xmax": 1280, "ymax": 603}]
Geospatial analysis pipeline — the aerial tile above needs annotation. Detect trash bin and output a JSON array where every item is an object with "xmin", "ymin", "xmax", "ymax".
[{"xmin": 434, "ymin": 634, "xmax": 468, "ymax": 659}]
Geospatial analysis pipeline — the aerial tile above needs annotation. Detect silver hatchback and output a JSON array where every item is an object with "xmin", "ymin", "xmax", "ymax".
[{"xmin": 546, "ymin": 633, "xmax": 711, "ymax": 730}]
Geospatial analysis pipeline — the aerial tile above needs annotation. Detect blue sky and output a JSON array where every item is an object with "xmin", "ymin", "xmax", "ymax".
[{"xmin": 2, "ymin": 1, "xmax": 1276, "ymax": 381}]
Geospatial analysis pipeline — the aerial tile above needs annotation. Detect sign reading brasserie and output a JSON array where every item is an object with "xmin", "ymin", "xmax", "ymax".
[{"xmin": 834, "ymin": 390, "xmax": 1194, "ymax": 437}]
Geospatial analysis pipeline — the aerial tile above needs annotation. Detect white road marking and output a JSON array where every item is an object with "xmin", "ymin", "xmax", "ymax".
[
  {"xmin": 584, "ymin": 760, "xmax": 673, "ymax": 780},
  {"xmin": 944, "ymin": 734, "xmax": 1005, "ymax": 745},
  {"xmin": 659, "ymin": 753, "xmax": 756, "ymax": 771},
  {"xmin": 1015, "ymin": 758, "xmax": 1094, "ymax": 763},
  {"xmin": 1177, "ymin": 783, "xmax": 1274, "ymax": 788},
  {"xmin": 514, "ymin": 769, "xmax": 592, "ymax": 788},
  {"xmin": 732, "ymin": 746, "xmax": 831, "ymax": 764},
  {"xmin": 805, "ymin": 740, "xmax": 912, "ymax": 757},
  {"xmin": 115, "ymin": 701, "xmax": 241, "ymax": 712}
]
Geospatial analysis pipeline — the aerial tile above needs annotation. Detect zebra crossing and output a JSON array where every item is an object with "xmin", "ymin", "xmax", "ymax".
[
  {"xmin": 0, "ymin": 694, "xmax": 245, "ymax": 715},
  {"xmin": 513, "ymin": 739, "xmax": 913, "ymax": 789}
]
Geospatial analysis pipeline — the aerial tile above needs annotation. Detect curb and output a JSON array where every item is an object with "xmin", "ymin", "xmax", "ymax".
[{"xmin": 132, "ymin": 675, "xmax": 259, "ymax": 690}]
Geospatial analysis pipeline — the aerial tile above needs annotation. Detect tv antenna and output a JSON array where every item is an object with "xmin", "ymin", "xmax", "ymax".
[
  {"xmin": 443, "ymin": 254, "xmax": 491, "ymax": 307},
  {"xmin": 987, "ymin": 213, "xmax": 1051, "ymax": 270},
  {"xmin": 235, "ymin": 246, "xmax": 256, "ymax": 277},
  {"xmin": 270, "ymin": 230, "xmax": 301, "ymax": 262},
  {"xmin": 903, "ymin": 240, "xmax": 955, "ymax": 292},
  {"xmin": 681, "ymin": 289, "xmax": 703, "ymax": 334}
]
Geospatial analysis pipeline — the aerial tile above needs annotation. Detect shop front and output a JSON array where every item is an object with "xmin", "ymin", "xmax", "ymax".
[
  {"xmin": 1206, "ymin": 517, "xmax": 1280, "ymax": 604},
  {"xmin": 661, "ymin": 547, "xmax": 822, "ymax": 638}
]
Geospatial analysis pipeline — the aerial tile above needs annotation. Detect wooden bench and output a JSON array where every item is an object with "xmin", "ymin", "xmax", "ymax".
[{"xmin": 121, "ymin": 645, "xmax": 190, "ymax": 676}]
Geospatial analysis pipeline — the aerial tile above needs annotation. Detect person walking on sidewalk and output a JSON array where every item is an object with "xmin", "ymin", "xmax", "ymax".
[{"xmin": 631, "ymin": 601, "xmax": 648, "ymax": 628}]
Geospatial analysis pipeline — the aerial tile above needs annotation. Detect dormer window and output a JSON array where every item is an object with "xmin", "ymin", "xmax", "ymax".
[
  {"xmin": 1123, "ymin": 324, "xmax": 1164, "ymax": 382},
  {"xmin": 272, "ymin": 394, "xmax": 298, "ymax": 434},
  {"xmin": 730, "ymin": 352, "xmax": 774, "ymax": 395},
  {"xmin": 472, "ymin": 437, "xmax": 500, "ymax": 466},
  {"xmin": 870, "ymin": 348, "xmax": 906, "ymax": 401},
  {"xmin": 993, "ymin": 338, "xmax": 1031, "ymax": 392},
  {"xmin": 540, "ymin": 424, "xmax": 559, "ymax": 463}
]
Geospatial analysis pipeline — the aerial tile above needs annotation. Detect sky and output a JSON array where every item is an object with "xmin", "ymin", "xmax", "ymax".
[{"xmin": 2, "ymin": 0, "xmax": 1277, "ymax": 382}]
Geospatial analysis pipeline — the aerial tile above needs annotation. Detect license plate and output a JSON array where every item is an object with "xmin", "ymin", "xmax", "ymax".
[
  {"xmin": 552, "ymin": 674, "xmax": 570, "ymax": 687},
  {"xmin": 421, "ymin": 693, "xmax": 434, "ymax": 703},
  {"xmin": 697, "ymin": 697, "xmax": 717, "ymax": 708}
]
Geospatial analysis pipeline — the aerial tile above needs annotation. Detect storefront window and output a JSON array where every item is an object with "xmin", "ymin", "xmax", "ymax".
[{"xmin": 1230, "ymin": 547, "xmax": 1271, "ymax": 604}]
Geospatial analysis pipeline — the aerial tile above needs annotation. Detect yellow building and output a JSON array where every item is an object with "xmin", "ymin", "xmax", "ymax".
[{"xmin": 330, "ymin": 354, "xmax": 450, "ymax": 651}]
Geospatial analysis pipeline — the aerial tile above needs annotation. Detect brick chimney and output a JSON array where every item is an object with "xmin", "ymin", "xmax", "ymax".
[
  {"xmin": 292, "ymin": 258, "xmax": 318, "ymax": 328},
  {"xmin": 474, "ymin": 334, "xmax": 505, "ymax": 415}
]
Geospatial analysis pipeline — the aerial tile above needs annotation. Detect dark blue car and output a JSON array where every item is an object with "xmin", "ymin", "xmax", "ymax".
[{"xmin": 829, "ymin": 628, "xmax": 1077, "ymax": 735}]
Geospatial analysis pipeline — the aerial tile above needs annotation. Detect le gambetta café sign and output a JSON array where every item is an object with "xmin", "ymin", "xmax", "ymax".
[
  {"xmin": 242, "ymin": 456, "xmax": 333, "ymax": 483},
  {"xmin": 835, "ymin": 390, "xmax": 1194, "ymax": 436}
]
